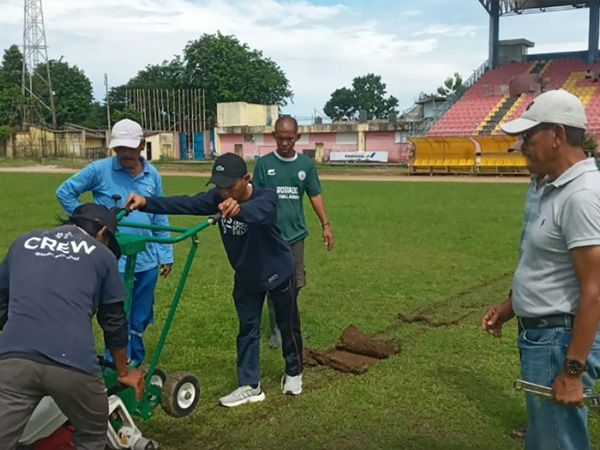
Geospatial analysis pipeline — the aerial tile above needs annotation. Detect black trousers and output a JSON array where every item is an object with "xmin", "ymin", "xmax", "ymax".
[{"xmin": 233, "ymin": 276, "xmax": 303, "ymax": 386}]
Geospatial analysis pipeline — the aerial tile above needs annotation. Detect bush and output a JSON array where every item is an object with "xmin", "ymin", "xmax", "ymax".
[{"xmin": 0, "ymin": 125, "xmax": 14, "ymax": 142}]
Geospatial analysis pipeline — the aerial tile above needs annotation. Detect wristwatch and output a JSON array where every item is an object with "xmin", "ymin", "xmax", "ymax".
[{"xmin": 564, "ymin": 358, "xmax": 587, "ymax": 376}]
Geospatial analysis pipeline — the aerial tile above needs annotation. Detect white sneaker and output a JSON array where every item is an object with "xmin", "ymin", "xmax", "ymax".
[
  {"xmin": 219, "ymin": 385, "xmax": 265, "ymax": 408},
  {"xmin": 281, "ymin": 373, "xmax": 303, "ymax": 395}
]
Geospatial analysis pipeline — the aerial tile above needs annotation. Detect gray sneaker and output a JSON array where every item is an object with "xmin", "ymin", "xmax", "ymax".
[
  {"xmin": 219, "ymin": 385, "xmax": 265, "ymax": 408},
  {"xmin": 281, "ymin": 373, "xmax": 303, "ymax": 395}
]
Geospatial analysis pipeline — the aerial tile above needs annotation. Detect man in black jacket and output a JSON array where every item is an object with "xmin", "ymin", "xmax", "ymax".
[
  {"xmin": 126, "ymin": 153, "xmax": 304, "ymax": 408},
  {"xmin": 0, "ymin": 203, "xmax": 144, "ymax": 450}
]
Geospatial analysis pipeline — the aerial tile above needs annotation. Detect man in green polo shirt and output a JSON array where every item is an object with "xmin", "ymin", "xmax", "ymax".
[{"xmin": 253, "ymin": 115, "xmax": 334, "ymax": 348}]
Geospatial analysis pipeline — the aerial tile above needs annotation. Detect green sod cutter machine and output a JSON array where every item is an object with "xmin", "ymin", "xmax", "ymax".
[{"xmin": 19, "ymin": 197, "xmax": 221, "ymax": 450}]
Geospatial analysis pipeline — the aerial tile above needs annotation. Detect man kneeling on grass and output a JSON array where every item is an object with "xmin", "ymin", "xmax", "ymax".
[{"xmin": 125, "ymin": 153, "xmax": 304, "ymax": 407}]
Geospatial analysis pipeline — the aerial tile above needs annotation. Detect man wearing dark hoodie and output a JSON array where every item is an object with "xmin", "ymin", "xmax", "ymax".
[{"xmin": 126, "ymin": 153, "xmax": 304, "ymax": 407}]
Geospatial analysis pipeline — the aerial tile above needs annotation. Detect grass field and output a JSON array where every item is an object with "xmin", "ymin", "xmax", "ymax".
[{"xmin": 1, "ymin": 173, "xmax": 599, "ymax": 449}]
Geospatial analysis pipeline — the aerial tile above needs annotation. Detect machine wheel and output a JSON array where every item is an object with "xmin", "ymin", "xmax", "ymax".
[
  {"xmin": 161, "ymin": 372, "xmax": 200, "ymax": 418},
  {"xmin": 132, "ymin": 437, "xmax": 159, "ymax": 450},
  {"xmin": 149, "ymin": 368, "xmax": 167, "ymax": 389},
  {"xmin": 140, "ymin": 366, "xmax": 167, "ymax": 389}
]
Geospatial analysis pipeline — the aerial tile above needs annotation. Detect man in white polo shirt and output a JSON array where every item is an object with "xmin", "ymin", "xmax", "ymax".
[{"xmin": 481, "ymin": 89, "xmax": 600, "ymax": 450}]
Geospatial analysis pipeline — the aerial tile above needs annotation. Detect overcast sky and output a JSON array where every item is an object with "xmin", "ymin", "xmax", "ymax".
[{"xmin": 0, "ymin": 0, "xmax": 593, "ymax": 117}]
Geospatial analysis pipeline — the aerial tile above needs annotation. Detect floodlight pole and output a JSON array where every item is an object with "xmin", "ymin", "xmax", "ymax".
[
  {"xmin": 488, "ymin": 0, "xmax": 500, "ymax": 69},
  {"xmin": 589, "ymin": 0, "xmax": 600, "ymax": 64}
]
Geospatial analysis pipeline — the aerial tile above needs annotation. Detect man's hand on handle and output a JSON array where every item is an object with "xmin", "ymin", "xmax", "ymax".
[
  {"xmin": 111, "ymin": 347, "xmax": 146, "ymax": 401},
  {"xmin": 481, "ymin": 297, "xmax": 515, "ymax": 338},
  {"xmin": 218, "ymin": 198, "xmax": 240, "ymax": 219},
  {"xmin": 118, "ymin": 369, "xmax": 146, "ymax": 401},
  {"xmin": 553, "ymin": 371, "xmax": 585, "ymax": 407},
  {"xmin": 125, "ymin": 193, "xmax": 147, "ymax": 211}
]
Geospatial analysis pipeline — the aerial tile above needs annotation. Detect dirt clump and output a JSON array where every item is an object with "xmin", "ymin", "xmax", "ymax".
[
  {"xmin": 336, "ymin": 325, "xmax": 398, "ymax": 358},
  {"xmin": 304, "ymin": 325, "xmax": 399, "ymax": 374}
]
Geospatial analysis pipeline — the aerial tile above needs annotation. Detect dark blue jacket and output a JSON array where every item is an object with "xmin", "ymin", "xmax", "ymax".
[{"xmin": 143, "ymin": 186, "xmax": 294, "ymax": 291}]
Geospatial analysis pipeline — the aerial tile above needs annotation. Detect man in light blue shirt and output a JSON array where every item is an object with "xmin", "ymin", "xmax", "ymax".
[{"xmin": 56, "ymin": 119, "xmax": 174, "ymax": 366}]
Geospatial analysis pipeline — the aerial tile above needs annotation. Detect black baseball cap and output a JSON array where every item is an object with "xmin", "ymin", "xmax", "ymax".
[
  {"xmin": 207, "ymin": 153, "xmax": 248, "ymax": 188},
  {"xmin": 70, "ymin": 203, "xmax": 121, "ymax": 259}
]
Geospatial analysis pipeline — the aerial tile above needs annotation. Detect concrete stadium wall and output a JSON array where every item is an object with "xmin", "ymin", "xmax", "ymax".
[{"xmin": 218, "ymin": 131, "xmax": 410, "ymax": 163}]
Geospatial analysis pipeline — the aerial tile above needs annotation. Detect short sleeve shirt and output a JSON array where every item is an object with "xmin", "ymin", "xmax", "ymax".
[
  {"xmin": 512, "ymin": 159, "xmax": 600, "ymax": 317},
  {"xmin": 253, "ymin": 151, "xmax": 322, "ymax": 243}
]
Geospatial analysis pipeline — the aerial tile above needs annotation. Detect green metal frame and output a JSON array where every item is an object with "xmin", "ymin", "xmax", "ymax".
[{"xmin": 104, "ymin": 210, "xmax": 218, "ymax": 419}]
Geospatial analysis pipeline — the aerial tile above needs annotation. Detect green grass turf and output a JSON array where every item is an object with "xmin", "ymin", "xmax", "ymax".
[{"xmin": 1, "ymin": 173, "xmax": 597, "ymax": 449}]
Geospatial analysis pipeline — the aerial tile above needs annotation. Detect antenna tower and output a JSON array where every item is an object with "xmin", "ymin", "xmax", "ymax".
[{"xmin": 21, "ymin": 0, "xmax": 57, "ymax": 128}]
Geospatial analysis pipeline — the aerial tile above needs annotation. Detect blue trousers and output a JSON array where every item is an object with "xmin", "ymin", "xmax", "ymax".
[
  {"xmin": 519, "ymin": 325, "xmax": 600, "ymax": 450},
  {"xmin": 104, "ymin": 267, "xmax": 158, "ymax": 364},
  {"xmin": 234, "ymin": 276, "xmax": 303, "ymax": 387}
]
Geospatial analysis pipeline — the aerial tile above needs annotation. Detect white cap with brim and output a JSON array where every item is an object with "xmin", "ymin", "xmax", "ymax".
[
  {"xmin": 109, "ymin": 119, "xmax": 144, "ymax": 149},
  {"xmin": 501, "ymin": 89, "xmax": 588, "ymax": 135}
]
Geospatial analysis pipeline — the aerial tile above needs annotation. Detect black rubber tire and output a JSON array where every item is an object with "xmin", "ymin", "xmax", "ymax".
[
  {"xmin": 140, "ymin": 365, "xmax": 167, "ymax": 388},
  {"xmin": 149, "ymin": 367, "xmax": 167, "ymax": 388},
  {"xmin": 161, "ymin": 371, "xmax": 200, "ymax": 418}
]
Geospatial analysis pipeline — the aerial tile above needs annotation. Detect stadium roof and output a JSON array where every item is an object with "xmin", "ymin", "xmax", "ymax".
[{"xmin": 478, "ymin": 0, "xmax": 590, "ymax": 16}]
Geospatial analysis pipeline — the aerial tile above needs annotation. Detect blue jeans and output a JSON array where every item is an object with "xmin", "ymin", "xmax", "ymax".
[
  {"xmin": 104, "ymin": 267, "xmax": 159, "ymax": 364},
  {"xmin": 518, "ymin": 325, "xmax": 600, "ymax": 450}
]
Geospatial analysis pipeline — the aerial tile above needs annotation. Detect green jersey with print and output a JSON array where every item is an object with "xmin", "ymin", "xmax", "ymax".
[{"xmin": 253, "ymin": 151, "xmax": 322, "ymax": 244}]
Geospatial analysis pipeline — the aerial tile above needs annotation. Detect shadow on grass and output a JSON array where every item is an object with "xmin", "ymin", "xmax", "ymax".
[{"xmin": 440, "ymin": 366, "xmax": 527, "ymax": 437}]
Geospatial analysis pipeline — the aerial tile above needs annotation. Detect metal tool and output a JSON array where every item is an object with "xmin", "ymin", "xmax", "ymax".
[{"xmin": 515, "ymin": 379, "xmax": 600, "ymax": 409}]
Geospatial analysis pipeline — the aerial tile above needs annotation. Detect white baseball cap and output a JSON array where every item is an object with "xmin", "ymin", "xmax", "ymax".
[
  {"xmin": 109, "ymin": 119, "xmax": 144, "ymax": 149},
  {"xmin": 501, "ymin": 89, "xmax": 587, "ymax": 135}
]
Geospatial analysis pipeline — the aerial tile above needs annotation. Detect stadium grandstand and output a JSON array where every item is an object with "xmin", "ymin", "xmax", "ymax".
[{"xmin": 410, "ymin": 1, "xmax": 600, "ymax": 174}]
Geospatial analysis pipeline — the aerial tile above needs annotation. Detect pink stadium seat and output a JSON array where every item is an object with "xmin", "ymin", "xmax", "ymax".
[{"xmin": 426, "ymin": 59, "xmax": 600, "ymax": 138}]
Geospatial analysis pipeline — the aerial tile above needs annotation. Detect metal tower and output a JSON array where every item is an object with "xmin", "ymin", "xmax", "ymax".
[{"xmin": 22, "ymin": 0, "xmax": 57, "ymax": 128}]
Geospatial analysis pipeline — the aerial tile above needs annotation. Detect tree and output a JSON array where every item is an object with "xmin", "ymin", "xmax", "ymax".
[
  {"xmin": 79, "ymin": 102, "xmax": 107, "ymax": 130},
  {"xmin": 183, "ymin": 33, "xmax": 292, "ymax": 118},
  {"xmin": 110, "ymin": 33, "xmax": 293, "ymax": 124},
  {"xmin": 323, "ymin": 88, "xmax": 356, "ymax": 121},
  {"xmin": 0, "ymin": 85, "xmax": 22, "ymax": 127},
  {"xmin": 112, "ymin": 105, "xmax": 142, "ymax": 124},
  {"xmin": 109, "ymin": 58, "xmax": 184, "ymax": 112},
  {"xmin": 324, "ymin": 73, "xmax": 399, "ymax": 121},
  {"xmin": 0, "ymin": 45, "xmax": 23, "ymax": 87},
  {"xmin": 34, "ymin": 60, "xmax": 94, "ymax": 127},
  {"xmin": 131, "ymin": 58, "xmax": 184, "ymax": 89},
  {"xmin": 437, "ymin": 72, "xmax": 464, "ymax": 97},
  {"xmin": 0, "ymin": 45, "xmax": 24, "ymax": 127},
  {"xmin": 0, "ymin": 125, "xmax": 14, "ymax": 142}
]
